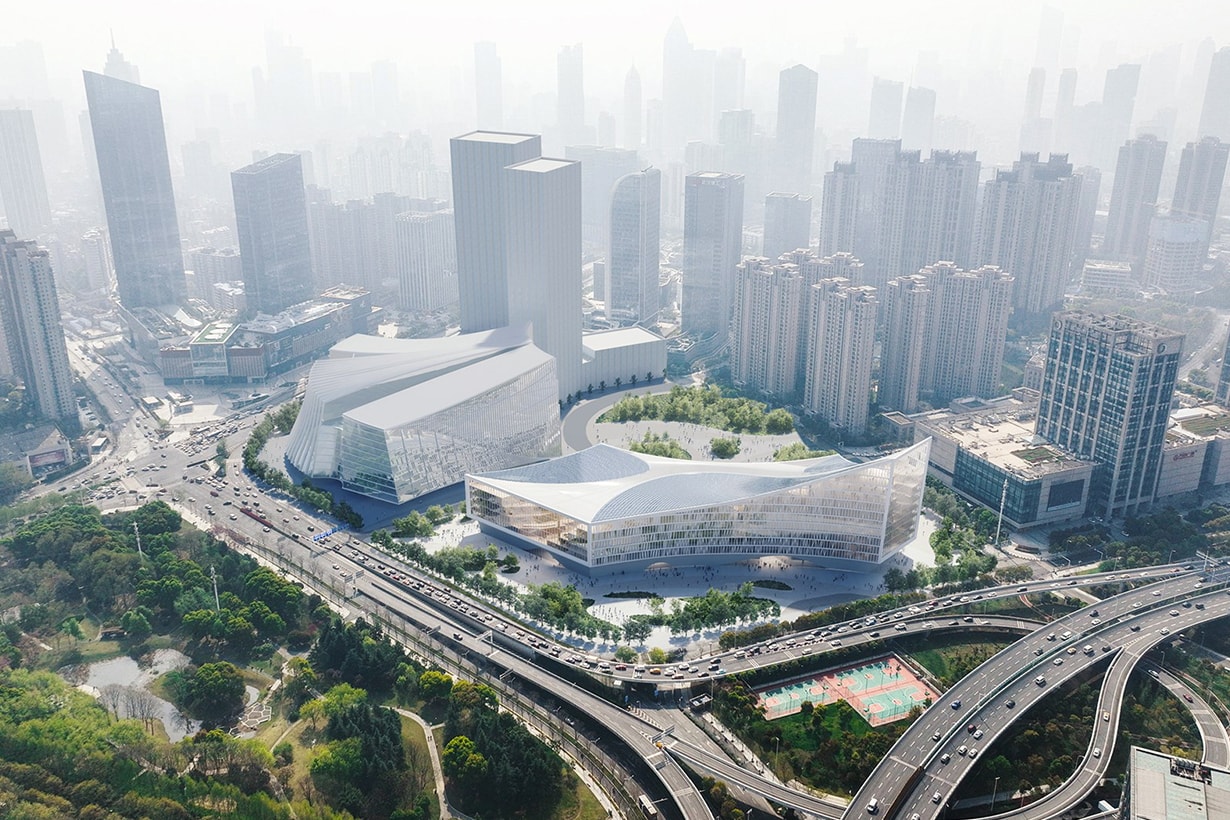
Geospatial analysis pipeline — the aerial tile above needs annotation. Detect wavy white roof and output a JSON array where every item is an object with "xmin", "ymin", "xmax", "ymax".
[{"xmin": 469, "ymin": 443, "xmax": 899, "ymax": 523}]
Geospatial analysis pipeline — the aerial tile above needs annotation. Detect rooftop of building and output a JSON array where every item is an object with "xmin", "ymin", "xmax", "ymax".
[
  {"xmin": 1171, "ymin": 404, "xmax": 1230, "ymax": 439},
  {"xmin": 189, "ymin": 246, "xmax": 240, "ymax": 258},
  {"xmin": 0, "ymin": 424, "xmax": 69, "ymax": 463},
  {"xmin": 454, "ymin": 130, "xmax": 540, "ymax": 145},
  {"xmin": 243, "ymin": 298, "xmax": 351, "ymax": 335},
  {"xmin": 1128, "ymin": 746, "xmax": 1230, "ymax": 820},
  {"xmin": 1082, "ymin": 259, "xmax": 1133, "ymax": 272},
  {"xmin": 507, "ymin": 157, "xmax": 575, "ymax": 173},
  {"xmin": 232, "ymin": 152, "xmax": 299, "ymax": 175},
  {"xmin": 470, "ymin": 442, "xmax": 911, "ymax": 524},
  {"xmin": 329, "ymin": 324, "xmax": 532, "ymax": 360},
  {"xmin": 914, "ymin": 398, "xmax": 1096, "ymax": 480},
  {"xmin": 191, "ymin": 322, "xmax": 237, "ymax": 346},
  {"xmin": 319, "ymin": 285, "xmax": 370, "ymax": 302},
  {"xmin": 581, "ymin": 326, "xmax": 665, "ymax": 352},
  {"xmin": 1057, "ymin": 310, "xmax": 1185, "ymax": 343}
]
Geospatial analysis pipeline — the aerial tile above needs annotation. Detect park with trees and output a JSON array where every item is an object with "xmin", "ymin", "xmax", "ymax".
[{"xmin": 598, "ymin": 384, "xmax": 795, "ymax": 435}]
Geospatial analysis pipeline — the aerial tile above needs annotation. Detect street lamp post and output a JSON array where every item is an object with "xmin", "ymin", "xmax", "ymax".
[
  {"xmin": 773, "ymin": 736, "xmax": 780, "ymax": 776},
  {"xmin": 991, "ymin": 775, "xmax": 1000, "ymax": 811},
  {"xmin": 994, "ymin": 477, "xmax": 1008, "ymax": 549}
]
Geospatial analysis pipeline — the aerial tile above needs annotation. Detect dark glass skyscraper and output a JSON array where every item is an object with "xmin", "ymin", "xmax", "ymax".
[
  {"xmin": 84, "ymin": 70, "xmax": 185, "ymax": 307},
  {"xmin": 232, "ymin": 152, "xmax": 313, "ymax": 314}
]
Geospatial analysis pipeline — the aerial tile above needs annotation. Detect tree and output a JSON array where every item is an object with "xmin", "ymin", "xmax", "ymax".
[
  {"xmin": 630, "ymin": 373, "xmax": 638, "ymax": 384},
  {"xmin": 300, "ymin": 698, "xmax": 326, "ymax": 730},
  {"xmin": 322, "ymin": 682, "xmax": 367, "ymax": 717},
  {"xmin": 100, "ymin": 683, "xmax": 125, "ymax": 718},
  {"xmin": 124, "ymin": 687, "xmax": 161, "ymax": 734},
  {"xmin": 120, "ymin": 608, "xmax": 152, "ymax": 640},
  {"xmin": 623, "ymin": 618, "xmax": 653, "ymax": 644},
  {"xmin": 648, "ymin": 647, "xmax": 670, "ymax": 664},
  {"xmin": 614, "ymin": 377, "xmax": 622, "ymax": 389},
  {"xmin": 419, "ymin": 670, "xmax": 454, "ymax": 702},
  {"xmin": 599, "ymin": 380, "xmax": 606, "ymax": 391},
  {"xmin": 614, "ymin": 645, "xmax": 638, "ymax": 663},
  {"xmin": 441, "ymin": 735, "xmax": 488, "ymax": 787},
  {"xmin": 424, "ymin": 504, "xmax": 452, "ymax": 525},
  {"xmin": 765, "ymin": 408, "xmax": 795, "ymax": 434},
  {"xmin": 500, "ymin": 553, "xmax": 520, "ymax": 573},
  {"xmin": 59, "ymin": 616, "xmax": 83, "ymax": 645},
  {"xmin": 710, "ymin": 437, "xmax": 741, "ymax": 459},
  {"xmin": 175, "ymin": 661, "xmax": 245, "ymax": 724},
  {"xmin": 273, "ymin": 741, "xmax": 294, "ymax": 766},
  {"xmin": 587, "ymin": 384, "xmax": 594, "ymax": 395},
  {"xmin": 0, "ymin": 462, "xmax": 33, "ymax": 505}
]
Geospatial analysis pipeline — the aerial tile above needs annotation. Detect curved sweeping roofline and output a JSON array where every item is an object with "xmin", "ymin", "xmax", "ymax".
[{"xmin": 470, "ymin": 441, "xmax": 924, "ymax": 524}]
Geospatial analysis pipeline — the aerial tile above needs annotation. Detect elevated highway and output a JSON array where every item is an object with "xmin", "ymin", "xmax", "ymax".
[{"xmin": 851, "ymin": 574, "xmax": 1230, "ymax": 820}]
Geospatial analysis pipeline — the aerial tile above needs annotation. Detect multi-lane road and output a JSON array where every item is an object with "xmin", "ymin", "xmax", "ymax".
[
  {"xmin": 163, "ymin": 463, "xmax": 1230, "ymax": 820},
  {"xmin": 848, "ymin": 569, "xmax": 1230, "ymax": 820}
]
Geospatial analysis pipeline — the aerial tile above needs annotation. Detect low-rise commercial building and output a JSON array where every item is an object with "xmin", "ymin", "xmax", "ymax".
[
  {"xmin": 158, "ymin": 286, "xmax": 378, "ymax": 384},
  {"xmin": 1123, "ymin": 746, "xmax": 1230, "ymax": 820},
  {"xmin": 0, "ymin": 425, "xmax": 74, "ymax": 476},
  {"xmin": 914, "ymin": 396, "xmax": 1095, "ymax": 529},
  {"xmin": 578, "ymin": 327, "xmax": 666, "ymax": 395}
]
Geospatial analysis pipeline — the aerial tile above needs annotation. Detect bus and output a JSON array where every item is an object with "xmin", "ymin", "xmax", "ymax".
[{"xmin": 637, "ymin": 795, "xmax": 659, "ymax": 818}]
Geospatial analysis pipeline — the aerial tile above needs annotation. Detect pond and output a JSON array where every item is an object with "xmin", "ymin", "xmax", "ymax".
[{"xmin": 72, "ymin": 648, "xmax": 201, "ymax": 741}]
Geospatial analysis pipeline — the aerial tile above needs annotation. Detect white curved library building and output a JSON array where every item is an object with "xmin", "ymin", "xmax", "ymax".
[{"xmin": 466, "ymin": 440, "xmax": 931, "ymax": 573}]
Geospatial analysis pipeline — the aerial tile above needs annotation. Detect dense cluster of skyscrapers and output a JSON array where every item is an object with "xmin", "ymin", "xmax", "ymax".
[{"xmin": 0, "ymin": 16, "xmax": 1227, "ymax": 525}]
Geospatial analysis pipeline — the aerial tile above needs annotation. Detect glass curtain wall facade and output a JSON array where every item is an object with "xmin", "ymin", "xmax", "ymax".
[
  {"xmin": 468, "ymin": 440, "xmax": 929, "ymax": 573},
  {"xmin": 339, "ymin": 358, "xmax": 560, "ymax": 502},
  {"xmin": 286, "ymin": 325, "xmax": 562, "ymax": 504}
]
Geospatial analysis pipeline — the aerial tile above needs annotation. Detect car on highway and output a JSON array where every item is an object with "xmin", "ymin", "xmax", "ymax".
[
  {"xmin": 932, "ymin": 791, "xmax": 942, "ymax": 804},
  {"xmin": 1005, "ymin": 699, "xmax": 1015, "ymax": 708},
  {"xmin": 931, "ymin": 732, "xmax": 941, "ymax": 742},
  {"xmin": 939, "ymin": 753, "xmax": 950, "ymax": 764},
  {"xmin": 1170, "ymin": 609, "xmax": 1180, "ymax": 616},
  {"xmin": 1103, "ymin": 711, "xmax": 1111, "ymax": 721},
  {"xmin": 1052, "ymin": 657, "xmax": 1064, "ymax": 665},
  {"xmin": 1093, "ymin": 747, "xmax": 1101, "ymax": 758},
  {"xmin": 1035, "ymin": 675, "xmax": 1047, "ymax": 686},
  {"xmin": 973, "ymin": 729, "xmax": 984, "ymax": 739},
  {"xmin": 1183, "ymin": 693, "xmax": 1194, "ymax": 703},
  {"xmin": 951, "ymin": 700, "xmax": 961, "ymax": 709},
  {"xmin": 957, "ymin": 745, "xmax": 967, "ymax": 756},
  {"xmin": 968, "ymin": 748, "xmax": 978, "ymax": 759}
]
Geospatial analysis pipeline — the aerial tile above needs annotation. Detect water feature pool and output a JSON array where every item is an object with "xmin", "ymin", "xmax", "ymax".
[{"xmin": 74, "ymin": 648, "xmax": 201, "ymax": 741}]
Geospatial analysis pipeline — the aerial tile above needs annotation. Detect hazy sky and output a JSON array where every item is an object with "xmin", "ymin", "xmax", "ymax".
[{"xmin": 11, "ymin": 0, "xmax": 1228, "ymax": 105}]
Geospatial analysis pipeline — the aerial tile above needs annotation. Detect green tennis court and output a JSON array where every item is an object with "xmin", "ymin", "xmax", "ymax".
[{"xmin": 757, "ymin": 654, "xmax": 938, "ymax": 726}]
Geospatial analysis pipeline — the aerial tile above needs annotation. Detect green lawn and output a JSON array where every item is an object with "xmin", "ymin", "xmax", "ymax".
[{"xmin": 906, "ymin": 635, "xmax": 1012, "ymax": 687}]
